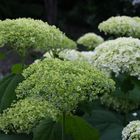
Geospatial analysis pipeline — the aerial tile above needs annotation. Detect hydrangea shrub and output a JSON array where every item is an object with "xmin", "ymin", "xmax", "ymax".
[
  {"xmin": 92, "ymin": 37, "xmax": 140, "ymax": 112},
  {"xmin": 77, "ymin": 33, "xmax": 104, "ymax": 50},
  {"xmin": 122, "ymin": 121, "xmax": 140, "ymax": 140},
  {"xmin": 98, "ymin": 16, "xmax": 140, "ymax": 38},
  {"xmin": 0, "ymin": 58, "xmax": 115, "ymax": 133}
]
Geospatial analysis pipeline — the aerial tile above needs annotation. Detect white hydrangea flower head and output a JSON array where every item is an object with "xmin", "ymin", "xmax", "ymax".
[
  {"xmin": 92, "ymin": 37, "xmax": 140, "ymax": 112},
  {"xmin": 98, "ymin": 16, "xmax": 140, "ymax": 38},
  {"xmin": 77, "ymin": 33, "xmax": 104, "ymax": 50},
  {"xmin": 122, "ymin": 121, "xmax": 140, "ymax": 140},
  {"xmin": 93, "ymin": 37, "xmax": 140, "ymax": 79},
  {"xmin": 58, "ymin": 49, "xmax": 95, "ymax": 64}
]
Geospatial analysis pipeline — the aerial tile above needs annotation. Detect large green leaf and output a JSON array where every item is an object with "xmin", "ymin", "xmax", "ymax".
[
  {"xmin": 33, "ymin": 115, "xmax": 99, "ymax": 140},
  {"xmin": 0, "ymin": 74, "xmax": 24, "ymax": 112},
  {"xmin": 65, "ymin": 115, "xmax": 99, "ymax": 140},
  {"xmin": 0, "ymin": 133, "xmax": 32, "ymax": 140},
  {"xmin": 128, "ymin": 78, "xmax": 140, "ymax": 102},
  {"xmin": 85, "ymin": 109, "xmax": 123, "ymax": 140},
  {"xmin": 33, "ymin": 119, "xmax": 62, "ymax": 140},
  {"xmin": 11, "ymin": 64, "xmax": 23, "ymax": 74},
  {"xmin": 0, "ymin": 74, "xmax": 14, "ymax": 100}
]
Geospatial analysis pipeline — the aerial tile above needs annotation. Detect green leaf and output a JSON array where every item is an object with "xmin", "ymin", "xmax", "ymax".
[
  {"xmin": 0, "ymin": 52, "xmax": 6, "ymax": 60},
  {"xmin": 33, "ymin": 119, "xmax": 62, "ymax": 140},
  {"xmin": 0, "ymin": 133, "xmax": 32, "ymax": 140},
  {"xmin": 0, "ymin": 74, "xmax": 24, "ymax": 112},
  {"xmin": 11, "ymin": 64, "xmax": 23, "ymax": 74},
  {"xmin": 65, "ymin": 115, "xmax": 99, "ymax": 140},
  {"xmin": 128, "ymin": 78, "xmax": 140, "ymax": 102},
  {"xmin": 84, "ymin": 109, "xmax": 123, "ymax": 140},
  {"xmin": 0, "ymin": 74, "xmax": 14, "ymax": 100}
]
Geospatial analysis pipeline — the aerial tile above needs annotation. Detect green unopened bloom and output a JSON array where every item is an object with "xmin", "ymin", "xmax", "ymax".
[
  {"xmin": 77, "ymin": 33, "xmax": 104, "ymax": 50},
  {"xmin": 0, "ymin": 97, "xmax": 59, "ymax": 134},
  {"xmin": 16, "ymin": 58, "xmax": 115, "ymax": 112},
  {"xmin": 0, "ymin": 18, "xmax": 76, "ymax": 55},
  {"xmin": 98, "ymin": 16, "xmax": 140, "ymax": 38},
  {"xmin": 0, "ymin": 58, "xmax": 115, "ymax": 134}
]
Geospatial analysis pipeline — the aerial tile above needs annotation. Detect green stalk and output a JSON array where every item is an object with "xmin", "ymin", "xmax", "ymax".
[
  {"xmin": 62, "ymin": 112, "xmax": 66, "ymax": 140},
  {"xmin": 20, "ymin": 50, "xmax": 27, "ymax": 69}
]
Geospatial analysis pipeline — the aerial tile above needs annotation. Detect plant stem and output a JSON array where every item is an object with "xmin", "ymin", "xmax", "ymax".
[
  {"xmin": 62, "ymin": 112, "xmax": 65, "ymax": 140},
  {"xmin": 123, "ymin": 112, "xmax": 128, "ymax": 126}
]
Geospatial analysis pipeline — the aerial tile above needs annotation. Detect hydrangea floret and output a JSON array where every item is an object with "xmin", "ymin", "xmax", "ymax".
[
  {"xmin": 92, "ymin": 37, "xmax": 140, "ymax": 112},
  {"xmin": 0, "ymin": 18, "xmax": 76, "ymax": 55},
  {"xmin": 57, "ymin": 49, "xmax": 95, "ymax": 63},
  {"xmin": 122, "ymin": 120, "xmax": 140, "ymax": 140},
  {"xmin": 77, "ymin": 33, "xmax": 104, "ymax": 50},
  {"xmin": 98, "ymin": 16, "xmax": 140, "ymax": 38}
]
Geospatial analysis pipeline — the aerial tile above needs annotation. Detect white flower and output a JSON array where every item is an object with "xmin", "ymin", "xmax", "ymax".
[
  {"xmin": 58, "ymin": 49, "xmax": 95, "ymax": 64},
  {"xmin": 98, "ymin": 16, "xmax": 140, "ymax": 38},
  {"xmin": 92, "ymin": 37, "xmax": 140, "ymax": 79},
  {"xmin": 122, "ymin": 121, "xmax": 140, "ymax": 140}
]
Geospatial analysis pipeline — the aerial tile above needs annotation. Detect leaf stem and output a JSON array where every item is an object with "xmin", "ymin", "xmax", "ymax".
[{"xmin": 62, "ymin": 112, "xmax": 65, "ymax": 140}]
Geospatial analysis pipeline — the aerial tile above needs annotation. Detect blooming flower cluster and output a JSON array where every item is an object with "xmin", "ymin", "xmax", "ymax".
[
  {"xmin": 122, "ymin": 121, "xmax": 140, "ymax": 140},
  {"xmin": 16, "ymin": 59, "xmax": 114, "ymax": 112},
  {"xmin": 0, "ymin": 58, "xmax": 115, "ymax": 133},
  {"xmin": 0, "ymin": 97, "xmax": 59, "ymax": 134},
  {"xmin": 58, "ymin": 49, "xmax": 95, "ymax": 64},
  {"xmin": 92, "ymin": 37, "xmax": 140, "ymax": 112},
  {"xmin": 93, "ymin": 37, "xmax": 140, "ymax": 78},
  {"xmin": 77, "ymin": 33, "xmax": 104, "ymax": 50},
  {"xmin": 98, "ymin": 16, "xmax": 140, "ymax": 38},
  {"xmin": 0, "ymin": 18, "xmax": 76, "ymax": 55}
]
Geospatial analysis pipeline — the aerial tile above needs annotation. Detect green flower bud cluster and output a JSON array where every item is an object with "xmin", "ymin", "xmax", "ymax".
[
  {"xmin": 0, "ymin": 97, "xmax": 59, "ymax": 134},
  {"xmin": 77, "ymin": 33, "xmax": 104, "ymax": 50},
  {"xmin": 0, "ymin": 18, "xmax": 76, "ymax": 55},
  {"xmin": 0, "ymin": 58, "xmax": 115, "ymax": 133},
  {"xmin": 122, "ymin": 121, "xmax": 140, "ymax": 140},
  {"xmin": 92, "ymin": 37, "xmax": 140, "ymax": 112},
  {"xmin": 58, "ymin": 49, "xmax": 95, "ymax": 63},
  {"xmin": 16, "ymin": 59, "xmax": 115, "ymax": 112},
  {"xmin": 98, "ymin": 16, "xmax": 140, "ymax": 38}
]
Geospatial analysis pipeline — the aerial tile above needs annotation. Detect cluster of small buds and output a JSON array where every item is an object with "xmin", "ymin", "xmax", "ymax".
[
  {"xmin": 122, "ymin": 121, "xmax": 140, "ymax": 140},
  {"xmin": 98, "ymin": 16, "xmax": 140, "ymax": 38},
  {"xmin": 77, "ymin": 33, "xmax": 104, "ymax": 50}
]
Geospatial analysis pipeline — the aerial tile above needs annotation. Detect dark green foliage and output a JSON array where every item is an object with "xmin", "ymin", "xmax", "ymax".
[
  {"xmin": 0, "ymin": 52, "xmax": 5, "ymax": 60},
  {"xmin": 65, "ymin": 115, "xmax": 99, "ymax": 140},
  {"xmin": 0, "ymin": 133, "xmax": 32, "ymax": 140},
  {"xmin": 33, "ymin": 119, "xmax": 62, "ymax": 140},
  {"xmin": 11, "ymin": 64, "xmax": 23, "ymax": 74},
  {"xmin": 0, "ymin": 74, "xmax": 23, "ymax": 112},
  {"xmin": 33, "ymin": 115, "xmax": 99, "ymax": 140},
  {"xmin": 85, "ymin": 109, "xmax": 123, "ymax": 140}
]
